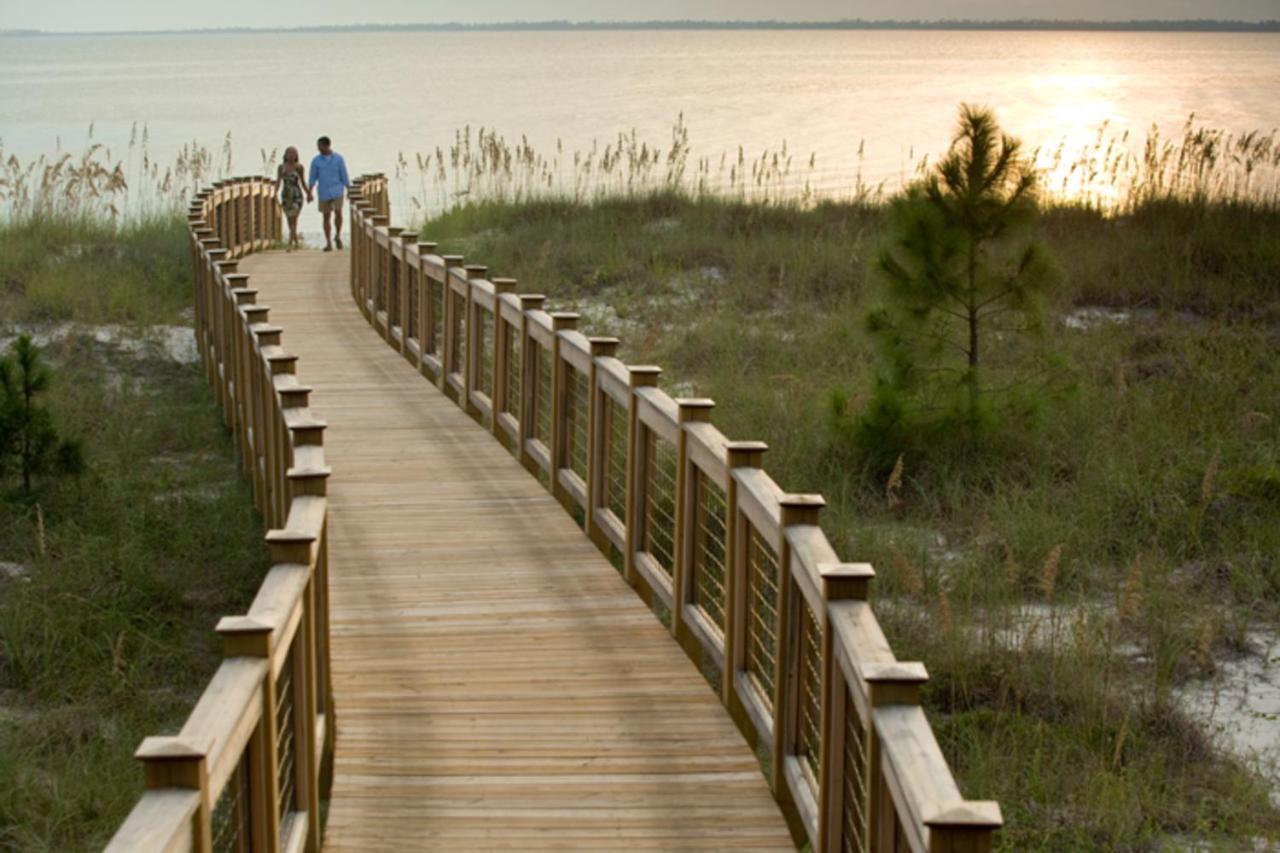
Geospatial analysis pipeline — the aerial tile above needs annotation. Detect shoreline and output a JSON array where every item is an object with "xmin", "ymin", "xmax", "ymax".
[{"xmin": 4, "ymin": 19, "xmax": 1279, "ymax": 37}]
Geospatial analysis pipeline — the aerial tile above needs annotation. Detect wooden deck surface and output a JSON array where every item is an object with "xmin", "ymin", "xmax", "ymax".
[{"xmin": 241, "ymin": 250, "xmax": 792, "ymax": 850}]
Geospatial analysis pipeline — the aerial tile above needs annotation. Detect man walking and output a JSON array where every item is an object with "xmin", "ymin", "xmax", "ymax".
[{"xmin": 308, "ymin": 136, "xmax": 351, "ymax": 251}]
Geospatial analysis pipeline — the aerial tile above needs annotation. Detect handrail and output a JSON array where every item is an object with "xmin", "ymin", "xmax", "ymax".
[
  {"xmin": 348, "ymin": 173, "xmax": 1003, "ymax": 853},
  {"xmin": 107, "ymin": 176, "xmax": 335, "ymax": 853}
]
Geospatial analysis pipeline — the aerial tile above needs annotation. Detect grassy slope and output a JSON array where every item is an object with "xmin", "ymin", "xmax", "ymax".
[
  {"xmin": 0, "ymin": 219, "xmax": 267, "ymax": 850},
  {"xmin": 422, "ymin": 194, "xmax": 1280, "ymax": 849}
]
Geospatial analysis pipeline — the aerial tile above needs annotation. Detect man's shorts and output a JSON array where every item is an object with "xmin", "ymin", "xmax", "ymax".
[{"xmin": 318, "ymin": 193, "xmax": 344, "ymax": 215}]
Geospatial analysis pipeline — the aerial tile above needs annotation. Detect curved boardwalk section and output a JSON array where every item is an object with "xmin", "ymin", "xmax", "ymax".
[{"xmin": 242, "ymin": 250, "xmax": 793, "ymax": 850}]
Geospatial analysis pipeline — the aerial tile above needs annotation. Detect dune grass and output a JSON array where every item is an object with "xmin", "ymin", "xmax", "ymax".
[
  {"xmin": 0, "ymin": 218, "xmax": 267, "ymax": 851},
  {"xmin": 0, "ymin": 217, "xmax": 194, "ymax": 326},
  {"xmin": 421, "ymin": 192, "xmax": 1280, "ymax": 849}
]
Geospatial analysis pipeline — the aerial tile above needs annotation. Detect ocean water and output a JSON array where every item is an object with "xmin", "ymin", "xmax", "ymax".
[{"xmin": 2, "ymin": 28, "xmax": 1278, "ymax": 224}]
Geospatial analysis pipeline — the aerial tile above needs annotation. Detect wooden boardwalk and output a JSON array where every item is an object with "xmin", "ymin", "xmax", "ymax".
[{"xmin": 241, "ymin": 250, "xmax": 793, "ymax": 850}]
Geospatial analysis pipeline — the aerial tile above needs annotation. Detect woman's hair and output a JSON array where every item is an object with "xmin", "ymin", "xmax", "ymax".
[{"xmin": 283, "ymin": 146, "xmax": 299, "ymax": 164}]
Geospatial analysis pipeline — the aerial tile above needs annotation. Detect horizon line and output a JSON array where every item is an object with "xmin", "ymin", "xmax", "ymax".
[{"xmin": 3, "ymin": 18, "xmax": 1279, "ymax": 37}]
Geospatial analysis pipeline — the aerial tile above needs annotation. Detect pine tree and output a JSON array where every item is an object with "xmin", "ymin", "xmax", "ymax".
[
  {"xmin": 0, "ymin": 335, "xmax": 83, "ymax": 497},
  {"xmin": 846, "ymin": 105, "xmax": 1060, "ymax": 464}
]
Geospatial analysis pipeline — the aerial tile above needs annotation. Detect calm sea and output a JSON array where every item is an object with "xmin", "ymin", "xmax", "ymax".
[{"xmin": 2, "ymin": 29, "xmax": 1278, "ymax": 220}]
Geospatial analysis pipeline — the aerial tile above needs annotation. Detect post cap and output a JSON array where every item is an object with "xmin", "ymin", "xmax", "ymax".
[
  {"xmin": 819, "ymin": 562, "xmax": 875, "ymax": 601},
  {"xmin": 864, "ymin": 661, "xmax": 929, "ymax": 706},
  {"xmin": 628, "ymin": 365, "xmax": 662, "ymax": 388},
  {"xmin": 549, "ymin": 311, "xmax": 579, "ymax": 331},
  {"xmin": 588, "ymin": 336, "xmax": 620, "ymax": 357},
  {"xmin": 215, "ymin": 615, "xmax": 273, "ymax": 658},
  {"xmin": 726, "ymin": 440, "xmax": 769, "ymax": 468},
  {"xmin": 780, "ymin": 494, "xmax": 826, "ymax": 526},
  {"xmin": 925, "ymin": 801, "xmax": 1004, "ymax": 829}
]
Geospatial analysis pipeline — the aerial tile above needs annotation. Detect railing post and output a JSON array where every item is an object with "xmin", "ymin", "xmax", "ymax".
[
  {"xmin": 416, "ymin": 242, "xmax": 439, "ymax": 374},
  {"xmin": 235, "ymin": 178, "xmax": 245, "ymax": 251},
  {"xmin": 397, "ymin": 231, "xmax": 417, "ymax": 357},
  {"xmin": 228, "ymin": 179, "xmax": 238, "ymax": 254},
  {"xmin": 226, "ymin": 282, "xmax": 257, "ymax": 449},
  {"xmin": 383, "ymin": 226, "xmax": 404, "ymax": 344},
  {"xmin": 269, "ymin": 180, "xmax": 282, "ymax": 243},
  {"xmin": 353, "ymin": 202, "xmax": 371, "ymax": 316},
  {"xmin": 135, "ymin": 736, "xmax": 213, "ymax": 853},
  {"xmin": 464, "ymin": 264, "xmax": 489, "ymax": 420},
  {"xmin": 440, "ymin": 255, "xmax": 464, "ymax": 396},
  {"xmin": 490, "ymin": 278, "xmax": 519, "ymax": 437},
  {"xmin": 864, "ymin": 661, "xmax": 929, "ymax": 851},
  {"xmin": 723, "ymin": 440, "xmax": 767, "ymax": 708},
  {"xmin": 205, "ymin": 249, "xmax": 230, "ymax": 417},
  {"xmin": 548, "ymin": 312, "xmax": 581, "ymax": 501},
  {"xmin": 622, "ymin": 364, "xmax": 662, "ymax": 586},
  {"xmin": 253, "ymin": 326, "xmax": 285, "ymax": 521},
  {"xmin": 347, "ymin": 186, "xmax": 361, "ymax": 302},
  {"xmin": 216, "ymin": 617, "xmax": 281, "ymax": 852},
  {"xmin": 256, "ymin": 180, "xmax": 266, "ymax": 245},
  {"xmin": 370, "ymin": 215, "xmax": 389, "ymax": 337},
  {"xmin": 267, "ymin": 531, "xmax": 322, "ymax": 853},
  {"xmin": 267, "ymin": 352, "xmax": 302, "ymax": 523},
  {"xmin": 194, "ymin": 233, "xmax": 218, "ymax": 379},
  {"xmin": 775, "ymin": 495, "xmax": 826, "ymax": 796},
  {"xmin": 516, "ymin": 295, "xmax": 546, "ymax": 472},
  {"xmin": 248, "ymin": 180, "xmax": 259, "ymax": 250},
  {"xmin": 817, "ymin": 562, "xmax": 875, "ymax": 853},
  {"xmin": 240, "ymin": 303, "xmax": 271, "ymax": 502},
  {"xmin": 673, "ymin": 398, "xmax": 715, "ymax": 642},
  {"xmin": 584, "ymin": 336, "xmax": 620, "ymax": 549}
]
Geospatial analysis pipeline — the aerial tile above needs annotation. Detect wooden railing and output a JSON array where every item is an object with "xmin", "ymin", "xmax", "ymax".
[
  {"xmin": 107, "ymin": 177, "xmax": 334, "ymax": 853},
  {"xmin": 349, "ymin": 173, "xmax": 1004, "ymax": 853}
]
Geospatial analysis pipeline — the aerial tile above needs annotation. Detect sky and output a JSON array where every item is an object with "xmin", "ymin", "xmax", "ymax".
[{"xmin": 1, "ymin": 0, "xmax": 1275, "ymax": 32}]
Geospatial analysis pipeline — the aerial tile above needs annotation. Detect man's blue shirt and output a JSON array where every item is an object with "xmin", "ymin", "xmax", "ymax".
[{"xmin": 309, "ymin": 152, "xmax": 350, "ymax": 201}]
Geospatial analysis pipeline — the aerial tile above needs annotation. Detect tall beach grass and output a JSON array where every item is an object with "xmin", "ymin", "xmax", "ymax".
[{"xmin": 388, "ymin": 115, "xmax": 1280, "ymax": 218}]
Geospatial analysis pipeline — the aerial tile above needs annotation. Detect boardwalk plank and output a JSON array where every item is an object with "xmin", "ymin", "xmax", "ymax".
[{"xmin": 241, "ymin": 251, "xmax": 793, "ymax": 851}]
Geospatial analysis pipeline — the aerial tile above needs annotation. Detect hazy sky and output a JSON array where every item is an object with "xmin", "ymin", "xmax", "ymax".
[{"xmin": 1, "ymin": 0, "xmax": 1275, "ymax": 32}]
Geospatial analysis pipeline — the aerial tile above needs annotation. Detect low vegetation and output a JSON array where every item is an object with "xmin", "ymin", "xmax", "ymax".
[
  {"xmin": 420, "ymin": 177, "xmax": 1280, "ymax": 847},
  {"xmin": 2, "ymin": 115, "xmax": 1277, "ymax": 848},
  {"xmin": 0, "ymin": 218, "xmax": 267, "ymax": 850}
]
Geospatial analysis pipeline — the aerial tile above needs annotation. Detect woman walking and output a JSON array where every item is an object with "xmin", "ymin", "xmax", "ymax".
[{"xmin": 275, "ymin": 146, "xmax": 308, "ymax": 250}]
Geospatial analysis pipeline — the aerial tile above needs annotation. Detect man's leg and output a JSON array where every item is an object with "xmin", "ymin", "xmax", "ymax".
[
  {"xmin": 321, "ymin": 205, "xmax": 333, "ymax": 249},
  {"xmin": 333, "ymin": 205, "xmax": 344, "ymax": 249}
]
